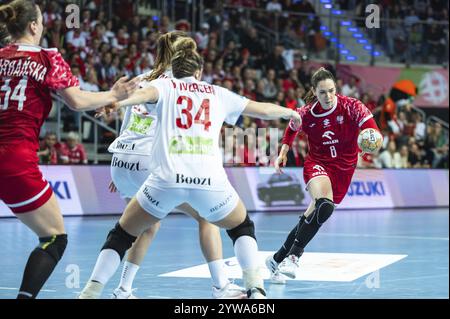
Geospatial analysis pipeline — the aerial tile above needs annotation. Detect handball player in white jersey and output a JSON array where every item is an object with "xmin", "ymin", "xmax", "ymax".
[
  {"xmin": 79, "ymin": 37, "xmax": 301, "ymax": 299},
  {"xmin": 107, "ymin": 32, "xmax": 245, "ymax": 299}
]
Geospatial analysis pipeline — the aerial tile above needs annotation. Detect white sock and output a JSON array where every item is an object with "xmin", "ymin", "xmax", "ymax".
[
  {"xmin": 234, "ymin": 236, "xmax": 260, "ymax": 270},
  {"xmin": 208, "ymin": 260, "xmax": 229, "ymax": 289},
  {"xmin": 90, "ymin": 249, "xmax": 121, "ymax": 285},
  {"xmin": 118, "ymin": 261, "xmax": 140, "ymax": 291}
]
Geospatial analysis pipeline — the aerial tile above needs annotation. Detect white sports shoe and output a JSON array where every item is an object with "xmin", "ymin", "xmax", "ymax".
[
  {"xmin": 111, "ymin": 287, "xmax": 138, "ymax": 299},
  {"xmin": 212, "ymin": 281, "xmax": 246, "ymax": 299},
  {"xmin": 78, "ymin": 281, "xmax": 104, "ymax": 299},
  {"xmin": 279, "ymin": 254, "xmax": 300, "ymax": 279},
  {"xmin": 265, "ymin": 255, "xmax": 286, "ymax": 284}
]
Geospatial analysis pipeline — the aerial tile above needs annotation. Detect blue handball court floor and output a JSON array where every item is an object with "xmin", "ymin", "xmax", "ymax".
[{"xmin": 0, "ymin": 208, "xmax": 448, "ymax": 299}]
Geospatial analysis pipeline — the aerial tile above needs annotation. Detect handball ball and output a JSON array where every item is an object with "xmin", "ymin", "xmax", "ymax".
[{"xmin": 357, "ymin": 128, "xmax": 383, "ymax": 153}]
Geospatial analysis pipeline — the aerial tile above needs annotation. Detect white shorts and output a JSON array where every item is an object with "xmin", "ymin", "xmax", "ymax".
[
  {"xmin": 110, "ymin": 153, "xmax": 151, "ymax": 198},
  {"xmin": 135, "ymin": 180, "xmax": 240, "ymax": 222}
]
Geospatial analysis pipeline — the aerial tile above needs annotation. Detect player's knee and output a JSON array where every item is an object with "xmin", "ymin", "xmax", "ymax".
[
  {"xmin": 101, "ymin": 223, "xmax": 137, "ymax": 260},
  {"xmin": 226, "ymin": 215, "xmax": 256, "ymax": 245},
  {"xmin": 38, "ymin": 234, "xmax": 68, "ymax": 263},
  {"xmin": 315, "ymin": 198, "xmax": 335, "ymax": 225}
]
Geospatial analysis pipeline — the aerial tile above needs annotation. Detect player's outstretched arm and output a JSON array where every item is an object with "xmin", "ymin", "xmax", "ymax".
[
  {"xmin": 96, "ymin": 86, "xmax": 160, "ymax": 117},
  {"xmin": 243, "ymin": 100, "xmax": 302, "ymax": 124},
  {"xmin": 58, "ymin": 76, "xmax": 139, "ymax": 111},
  {"xmin": 115, "ymin": 86, "xmax": 159, "ymax": 108}
]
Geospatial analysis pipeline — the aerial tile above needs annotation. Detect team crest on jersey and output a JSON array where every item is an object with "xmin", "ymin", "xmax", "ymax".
[
  {"xmin": 322, "ymin": 130, "xmax": 335, "ymax": 140},
  {"xmin": 323, "ymin": 119, "xmax": 331, "ymax": 128},
  {"xmin": 336, "ymin": 115, "xmax": 344, "ymax": 124},
  {"xmin": 313, "ymin": 165, "xmax": 325, "ymax": 171}
]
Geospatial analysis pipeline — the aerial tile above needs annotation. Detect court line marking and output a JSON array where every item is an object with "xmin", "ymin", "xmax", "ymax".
[{"xmin": 161, "ymin": 226, "xmax": 449, "ymax": 241}]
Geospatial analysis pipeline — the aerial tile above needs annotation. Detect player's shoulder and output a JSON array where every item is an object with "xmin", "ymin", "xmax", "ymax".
[
  {"xmin": 299, "ymin": 101, "xmax": 315, "ymax": 115},
  {"xmin": 337, "ymin": 94, "xmax": 362, "ymax": 106}
]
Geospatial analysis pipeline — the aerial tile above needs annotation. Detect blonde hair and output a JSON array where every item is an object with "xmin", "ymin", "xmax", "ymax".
[
  {"xmin": 143, "ymin": 31, "xmax": 187, "ymax": 82},
  {"xmin": 171, "ymin": 37, "xmax": 203, "ymax": 79},
  {"xmin": 303, "ymin": 67, "xmax": 336, "ymax": 104}
]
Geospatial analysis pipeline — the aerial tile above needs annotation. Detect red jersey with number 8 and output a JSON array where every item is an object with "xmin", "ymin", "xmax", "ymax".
[
  {"xmin": 283, "ymin": 94, "xmax": 373, "ymax": 170},
  {"xmin": 0, "ymin": 44, "xmax": 79, "ymax": 149}
]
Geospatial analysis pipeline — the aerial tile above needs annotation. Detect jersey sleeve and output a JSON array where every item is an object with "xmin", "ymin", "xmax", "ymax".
[
  {"xmin": 360, "ymin": 117, "xmax": 380, "ymax": 131},
  {"xmin": 352, "ymin": 99, "xmax": 373, "ymax": 127},
  {"xmin": 44, "ymin": 49, "xmax": 79, "ymax": 90},
  {"xmin": 282, "ymin": 107, "xmax": 304, "ymax": 146},
  {"xmin": 219, "ymin": 87, "xmax": 249, "ymax": 125},
  {"xmin": 144, "ymin": 78, "xmax": 167, "ymax": 112}
]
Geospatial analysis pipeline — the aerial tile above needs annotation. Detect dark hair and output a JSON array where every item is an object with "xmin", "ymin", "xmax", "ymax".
[
  {"xmin": 0, "ymin": 0, "xmax": 39, "ymax": 42},
  {"xmin": 303, "ymin": 67, "xmax": 336, "ymax": 104},
  {"xmin": 171, "ymin": 37, "xmax": 203, "ymax": 79},
  {"xmin": 143, "ymin": 31, "xmax": 187, "ymax": 82}
]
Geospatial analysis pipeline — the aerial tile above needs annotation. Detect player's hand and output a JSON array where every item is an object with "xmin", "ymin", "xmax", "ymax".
[
  {"xmin": 108, "ymin": 180, "xmax": 117, "ymax": 193},
  {"xmin": 111, "ymin": 76, "xmax": 139, "ymax": 100},
  {"xmin": 274, "ymin": 154, "xmax": 287, "ymax": 174},
  {"xmin": 289, "ymin": 110, "xmax": 302, "ymax": 126},
  {"xmin": 95, "ymin": 102, "xmax": 119, "ymax": 118}
]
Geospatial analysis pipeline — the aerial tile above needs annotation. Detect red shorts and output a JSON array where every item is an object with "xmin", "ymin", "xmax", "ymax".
[
  {"xmin": 303, "ymin": 160, "xmax": 355, "ymax": 204},
  {"xmin": 0, "ymin": 143, "xmax": 53, "ymax": 213}
]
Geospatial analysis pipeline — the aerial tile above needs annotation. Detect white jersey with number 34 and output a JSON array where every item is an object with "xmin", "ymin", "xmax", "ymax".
[{"xmin": 147, "ymin": 76, "xmax": 248, "ymax": 191}]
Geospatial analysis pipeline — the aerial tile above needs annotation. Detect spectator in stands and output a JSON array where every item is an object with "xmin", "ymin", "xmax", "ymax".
[
  {"xmin": 408, "ymin": 142, "xmax": 429, "ymax": 168},
  {"xmin": 341, "ymin": 76, "xmax": 360, "ymax": 99},
  {"xmin": 80, "ymin": 69, "xmax": 100, "ymax": 92},
  {"xmin": 64, "ymin": 132, "xmax": 88, "ymax": 165},
  {"xmin": 375, "ymin": 140, "xmax": 402, "ymax": 168},
  {"xmin": 260, "ymin": 68, "xmax": 278, "ymax": 101},
  {"xmin": 398, "ymin": 145, "xmax": 410, "ymax": 168},
  {"xmin": 425, "ymin": 122, "xmax": 449, "ymax": 167},
  {"xmin": 195, "ymin": 22, "xmax": 210, "ymax": 51},
  {"xmin": 286, "ymin": 138, "xmax": 306, "ymax": 167},
  {"xmin": 413, "ymin": 112, "xmax": 426, "ymax": 142},
  {"xmin": 38, "ymin": 132, "xmax": 68, "ymax": 165}
]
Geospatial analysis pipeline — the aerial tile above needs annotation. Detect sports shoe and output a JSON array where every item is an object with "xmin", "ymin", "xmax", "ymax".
[
  {"xmin": 279, "ymin": 254, "xmax": 300, "ymax": 279},
  {"xmin": 111, "ymin": 287, "xmax": 138, "ymax": 299},
  {"xmin": 247, "ymin": 287, "xmax": 267, "ymax": 299},
  {"xmin": 212, "ymin": 281, "xmax": 246, "ymax": 299},
  {"xmin": 78, "ymin": 281, "xmax": 104, "ymax": 299},
  {"xmin": 265, "ymin": 255, "xmax": 286, "ymax": 284}
]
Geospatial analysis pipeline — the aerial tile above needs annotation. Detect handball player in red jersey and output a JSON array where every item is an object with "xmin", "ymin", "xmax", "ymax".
[
  {"xmin": 0, "ymin": 0, "xmax": 136, "ymax": 298},
  {"xmin": 265, "ymin": 67, "xmax": 381, "ymax": 283}
]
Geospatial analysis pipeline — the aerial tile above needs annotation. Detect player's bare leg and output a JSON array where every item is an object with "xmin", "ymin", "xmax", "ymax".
[
  {"xmin": 213, "ymin": 199, "xmax": 266, "ymax": 299},
  {"xmin": 178, "ymin": 203, "xmax": 246, "ymax": 298},
  {"xmin": 79, "ymin": 198, "xmax": 159, "ymax": 299},
  {"xmin": 15, "ymin": 194, "xmax": 67, "ymax": 299}
]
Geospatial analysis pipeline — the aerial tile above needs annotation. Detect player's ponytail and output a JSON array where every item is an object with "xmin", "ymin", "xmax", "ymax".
[
  {"xmin": 303, "ymin": 67, "xmax": 336, "ymax": 105},
  {"xmin": 304, "ymin": 88, "xmax": 316, "ymax": 104},
  {"xmin": 0, "ymin": 0, "xmax": 38, "ymax": 41},
  {"xmin": 144, "ymin": 31, "xmax": 188, "ymax": 82},
  {"xmin": 171, "ymin": 37, "xmax": 203, "ymax": 79}
]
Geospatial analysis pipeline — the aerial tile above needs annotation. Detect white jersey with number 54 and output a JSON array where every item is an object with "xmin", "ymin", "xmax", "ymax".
[{"xmin": 147, "ymin": 76, "xmax": 248, "ymax": 191}]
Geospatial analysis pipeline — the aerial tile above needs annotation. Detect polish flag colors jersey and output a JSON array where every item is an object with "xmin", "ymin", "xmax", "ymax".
[
  {"xmin": 283, "ymin": 94, "xmax": 373, "ymax": 170},
  {"xmin": 0, "ymin": 44, "xmax": 79, "ymax": 149},
  {"xmin": 147, "ymin": 76, "xmax": 248, "ymax": 191}
]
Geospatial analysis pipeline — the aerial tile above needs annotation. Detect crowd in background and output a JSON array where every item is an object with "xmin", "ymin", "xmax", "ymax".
[{"xmin": 34, "ymin": 0, "xmax": 448, "ymax": 167}]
